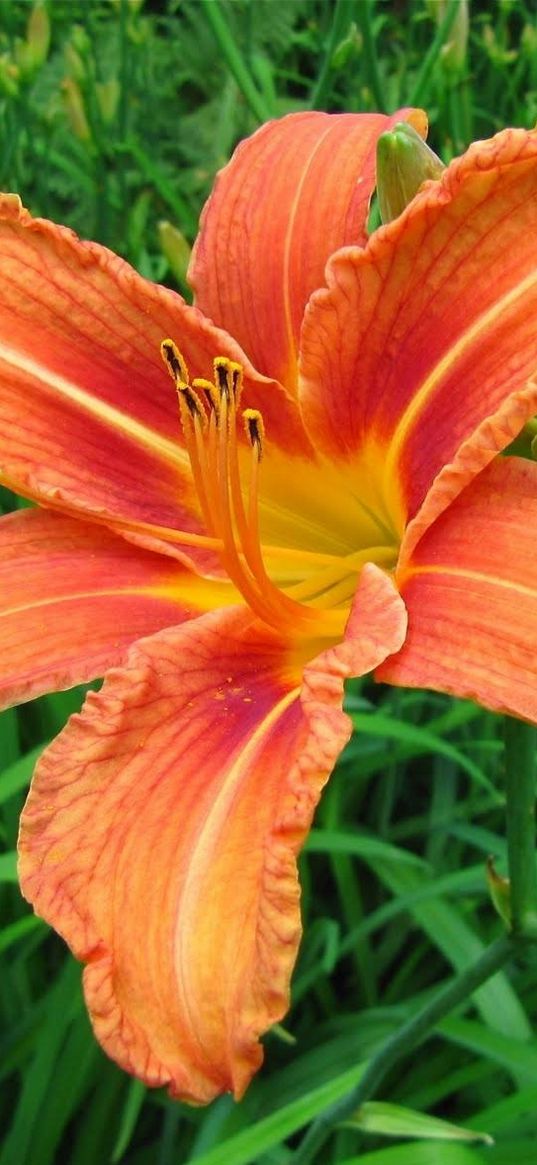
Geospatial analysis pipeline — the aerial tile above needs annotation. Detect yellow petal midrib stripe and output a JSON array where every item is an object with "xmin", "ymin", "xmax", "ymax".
[
  {"xmin": 173, "ymin": 682, "xmax": 301, "ymax": 997},
  {"xmin": 0, "ymin": 586, "xmax": 180, "ymax": 617},
  {"xmin": 384, "ymin": 265, "xmax": 537, "ymax": 480},
  {"xmin": 403, "ymin": 562, "xmax": 537, "ymax": 600},
  {"xmin": 1, "ymin": 580, "xmax": 239, "ymax": 618},
  {"xmin": 0, "ymin": 340, "xmax": 190, "ymax": 470}
]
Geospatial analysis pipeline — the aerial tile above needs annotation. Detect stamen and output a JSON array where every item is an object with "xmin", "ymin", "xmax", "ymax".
[
  {"xmin": 161, "ymin": 338, "xmax": 189, "ymax": 385},
  {"xmin": 214, "ymin": 357, "xmax": 243, "ymax": 405},
  {"xmin": 175, "ymin": 384, "xmax": 215, "ymax": 536},
  {"xmin": 192, "ymin": 377, "xmax": 220, "ymax": 417},
  {"xmin": 214, "ymin": 357, "xmax": 231, "ymax": 397},
  {"xmin": 288, "ymin": 545, "xmax": 396, "ymax": 605},
  {"xmin": 231, "ymin": 362, "xmax": 243, "ymax": 399},
  {"xmin": 177, "ymin": 382, "xmax": 207, "ymax": 428},
  {"xmin": 243, "ymin": 409, "xmax": 264, "ymax": 458},
  {"xmin": 159, "ymin": 338, "xmax": 353, "ymax": 635}
]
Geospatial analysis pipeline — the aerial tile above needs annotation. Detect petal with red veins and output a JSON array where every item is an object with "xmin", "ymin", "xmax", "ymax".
[
  {"xmin": 0, "ymin": 507, "xmax": 235, "ymax": 709},
  {"xmin": 0, "ymin": 195, "xmax": 310, "ymax": 567},
  {"xmin": 300, "ymin": 128, "xmax": 537, "ymax": 529},
  {"xmin": 307, "ymin": 561, "xmax": 408, "ymax": 696},
  {"xmin": 378, "ymin": 457, "xmax": 537, "ymax": 721},
  {"xmin": 18, "ymin": 566, "xmax": 406, "ymax": 1104},
  {"xmin": 399, "ymin": 377, "xmax": 537, "ymax": 566},
  {"xmin": 190, "ymin": 109, "xmax": 427, "ymax": 391}
]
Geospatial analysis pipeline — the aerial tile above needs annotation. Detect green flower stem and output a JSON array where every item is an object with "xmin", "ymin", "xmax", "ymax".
[
  {"xmin": 408, "ymin": 0, "xmax": 461, "ymax": 107},
  {"xmin": 309, "ymin": 0, "xmax": 356, "ymax": 111},
  {"xmin": 355, "ymin": 0, "xmax": 386, "ymax": 112},
  {"xmin": 504, "ymin": 718, "xmax": 537, "ymax": 939},
  {"xmin": 291, "ymin": 933, "xmax": 513, "ymax": 1164},
  {"xmin": 200, "ymin": 0, "xmax": 272, "ymax": 124}
]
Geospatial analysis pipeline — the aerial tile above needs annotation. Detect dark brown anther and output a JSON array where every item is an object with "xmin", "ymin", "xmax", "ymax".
[
  {"xmin": 178, "ymin": 382, "xmax": 206, "ymax": 426},
  {"xmin": 214, "ymin": 360, "xmax": 231, "ymax": 397},
  {"xmin": 193, "ymin": 377, "xmax": 220, "ymax": 416},
  {"xmin": 231, "ymin": 366, "xmax": 242, "ymax": 396},
  {"xmin": 243, "ymin": 408, "xmax": 264, "ymax": 458},
  {"xmin": 161, "ymin": 338, "xmax": 189, "ymax": 385}
]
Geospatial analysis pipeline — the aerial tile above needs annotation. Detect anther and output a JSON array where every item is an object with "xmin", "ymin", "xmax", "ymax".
[
  {"xmin": 214, "ymin": 357, "xmax": 243, "ymax": 403},
  {"xmin": 214, "ymin": 358, "xmax": 231, "ymax": 397},
  {"xmin": 243, "ymin": 409, "xmax": 264, "ymax": 458},
  {"xmin": 193, "ymin": 377, "xmax": 221, "ymax": 416},
  {"xmin": 177, "ymin": 382, "xmax": 207, "ymax": 428},
  {"xmin": 161, "ymin": 338, "xmax": 189, "ymax": 385},
  {"xmin": 230, "ymin": 363, "xmax": 243, "ymax": 399}
]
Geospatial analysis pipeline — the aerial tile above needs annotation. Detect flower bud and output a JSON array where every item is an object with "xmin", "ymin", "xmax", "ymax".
[
  {"xmin": 0, "ymin": 55, "xmax": 20, "ymax": 98},
  {"xmin": 486, "ymin": 856, "xmax": 511, "ymax": 927},
  {"xmin": 61, "ymin": 77, "xmax": 92, "ymax": 143},
  {"xmin": 64, "ymin": 41, "xmax": 86, "ymax": 83},
  {"xmin": 158, "ymin": 221, "xmax": 192, "ymax": 287},
  {"xmin": 376, "ymin": 121, "xmax": 445, "ymax": 224},
  {"xmin": 96, "ymin": 79, "xmax": 120, "ymax": 125},
  {"xmin": 26, "ymin": 2, "xmax": 50, "ymax": 71},
  {"xmin": 427, "ymin": 0, "xmax": 468, "ymax": 73}
]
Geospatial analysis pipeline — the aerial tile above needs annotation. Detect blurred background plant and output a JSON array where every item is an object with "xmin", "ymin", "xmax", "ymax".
[{"xmin": 1, "ymin": 2, "xmax": 537, "ymax": 1164}]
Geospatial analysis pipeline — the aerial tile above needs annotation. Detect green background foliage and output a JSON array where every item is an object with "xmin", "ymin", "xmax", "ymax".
[{"xmin": 1, "ymin": 1, "xmax": 537, "ymax": 1163}]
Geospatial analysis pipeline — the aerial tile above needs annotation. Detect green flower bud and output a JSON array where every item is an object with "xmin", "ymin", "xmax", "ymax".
[
  {"xmin": 428, "ymin": 0, "xmax": 469, "ymax": 73},
  {"xmin": 96, "ymin": 79, "xmax": 120, "ymax": 125},
  {"xmin": 486, "ymin": 856, "xmax": 512, "ymax": 928},
  {"xmin": 26, "ymin": 2, "xmax": 50, "ymax": 71},
  {"xmin": 61, "ymin": 77, "xmax": 92, "ymax": 143},
  {"xmin": 376, "ymin": 121, "xmax": 445, "ymax": 224},
  {"xmin": 158, "ymin": 222, "xmax": 192, "ymax": 287},
  {"xmin": 0, "ymin": 54, "xmax": 20, "ymax": 98}
]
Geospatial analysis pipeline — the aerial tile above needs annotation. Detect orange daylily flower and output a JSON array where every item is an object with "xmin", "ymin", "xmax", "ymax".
[{"xmin": 2, "ymin": 109, "xmax": 537, "ymax": 1104}]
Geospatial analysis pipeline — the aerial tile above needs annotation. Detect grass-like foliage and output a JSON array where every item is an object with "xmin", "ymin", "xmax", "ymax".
[{"xmin": 1, "ymin": 1, "xmax": 537, "ymax": 1163}]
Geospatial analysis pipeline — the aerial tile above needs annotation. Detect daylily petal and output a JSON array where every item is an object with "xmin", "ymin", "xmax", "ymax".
[
  {"xmin": 0, "ymin": 195, "xmax": 310, "ymax": 567},
  {"xmin": 300, "ymin": 127, "xmax": 537, "ymax": 531},
  {"xmin": 18, "ymin": 566, "xmax": 405, "ymax": 1104},
  {"xmin": 0, "ymin": 507, "xmax": 235, "ymax": 709},
  {"xmin": 190, "ymin": 109, "xmax": 427, "ymax": 391},
  {"xmin": 307, "ymin": 562, "xmax": 408, "ymax": 691},
  {"xmin": 377, "ymin": 457, "xmax": 537, "ymax": 721},
  {"xmin": 399, "ymin": 377, "xmax": 537, "ymax": 566}
]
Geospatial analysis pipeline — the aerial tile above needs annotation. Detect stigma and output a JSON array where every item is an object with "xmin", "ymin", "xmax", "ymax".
[{"xmin": 161, "ymin": 339, "xmax": 319, "ymax": 631}]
